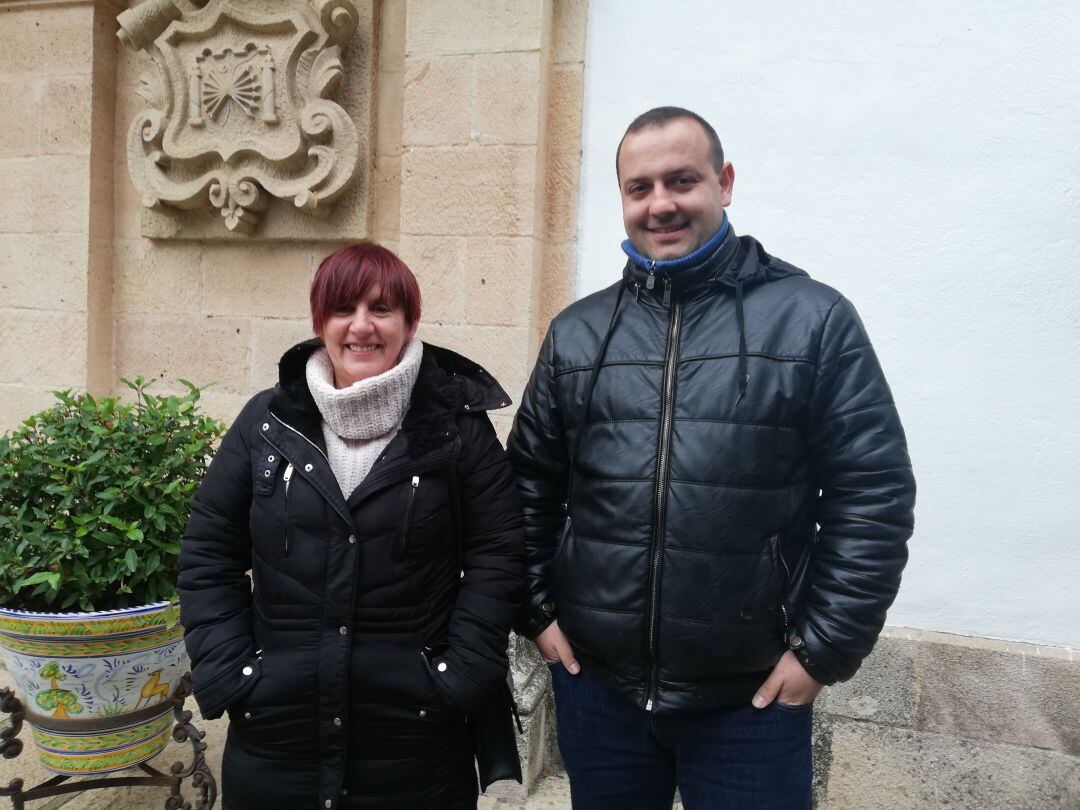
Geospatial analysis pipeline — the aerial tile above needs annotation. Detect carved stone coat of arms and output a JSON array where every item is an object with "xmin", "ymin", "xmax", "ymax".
[{"xmin": 118, "ymin": 0, "xmax": 364, "ymax": 235}]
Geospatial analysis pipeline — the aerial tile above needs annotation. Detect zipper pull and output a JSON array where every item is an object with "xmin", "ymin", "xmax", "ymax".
[
  {"xmin": 646, "ymin": 269, "xmax": 656, "ymax": 291},
  {"xmin": 662, "ymin": 278, "xmax": 672, "ymax": 308},
  {"xmin": 282, "ymin": 462, "xmax": 294, "ymax": 493},
  {"xmin": 411, "ymin": 475, "xmax": 420, "ymax": 488},
  {"xmin": 645, "ymin": 698, "xmax": 654, "ymax": 712}
]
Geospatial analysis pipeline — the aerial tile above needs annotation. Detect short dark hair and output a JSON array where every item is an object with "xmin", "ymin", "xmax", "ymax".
[
  {"xmin": 310, "ymin": 242, "xmax": 422, "ymax": 335},
  {"xmin": 615, "ymin": 106, "xmax": 725, "ymax": 179}
]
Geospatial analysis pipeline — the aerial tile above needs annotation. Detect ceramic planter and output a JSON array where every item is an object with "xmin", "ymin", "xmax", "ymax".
[{"xmin": 0, "ymin": 599, "xmax": 188, "ymax": 775}]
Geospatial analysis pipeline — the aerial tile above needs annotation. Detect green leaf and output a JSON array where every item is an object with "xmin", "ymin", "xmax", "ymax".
[
  {"xmin": 124, "ymin": 548, "xmax": 138, "ymax": 573},
  {"xmin": 14, "ymin": 571, "xmax": 57, "ymax": 589},
  {"xmin": 99, "ymin": 514, "xmax": 129, "ymax": 531}
]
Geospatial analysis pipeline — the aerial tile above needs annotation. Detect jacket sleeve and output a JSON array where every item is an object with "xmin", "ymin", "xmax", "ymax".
[
  {"xmin": 796, "ymin": 296, "xmax": 916, "ymax": 684},
  {"xmin": 177, "ymin": 397, "xmax": 262, "ymax": 719},
  {"xmin": 505, "ymin": 326, "xmax": 570, "ymax": 638},
  {"xmin": 426, "ymin": 412, "xmax": 525, "ymax": 713}
]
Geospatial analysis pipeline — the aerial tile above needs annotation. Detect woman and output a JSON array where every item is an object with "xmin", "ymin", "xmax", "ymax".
[{"xmin": 178, "ymin": 242, "xmax": 525, "ymax": 809}]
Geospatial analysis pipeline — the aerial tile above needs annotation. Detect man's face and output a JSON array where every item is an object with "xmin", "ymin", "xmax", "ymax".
[{"xmin": 618, "ymin": 117, "xmax": 734, "ymax": 261}]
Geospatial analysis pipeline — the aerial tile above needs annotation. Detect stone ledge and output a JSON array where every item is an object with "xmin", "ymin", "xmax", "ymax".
[
  {"xmin": 823, "ymin": 626, "xmax": 1080, "ymax": 757},
  {"xmin": 880, "ymin": 626, "xmax": 1076, "ymax": 660},
  {"xmin": 823, "ymin": 718, "xmax": 1080, "ymax": 809}
]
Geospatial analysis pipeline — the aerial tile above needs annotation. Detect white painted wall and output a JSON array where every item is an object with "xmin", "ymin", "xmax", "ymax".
[{"xmin": 576, "ymin": 1, "xmax": 1080, "ymax": 648}]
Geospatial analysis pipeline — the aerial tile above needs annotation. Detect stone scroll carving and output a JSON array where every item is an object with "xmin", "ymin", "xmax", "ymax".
[{"xmin": 118, "ymin": 0, "xmax": 363, "ymax": 235}]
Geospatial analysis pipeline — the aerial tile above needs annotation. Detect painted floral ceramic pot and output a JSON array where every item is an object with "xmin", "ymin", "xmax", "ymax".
[{"xmin": 0, "ymin": 600, "xmax": 188, "ymax": 775}]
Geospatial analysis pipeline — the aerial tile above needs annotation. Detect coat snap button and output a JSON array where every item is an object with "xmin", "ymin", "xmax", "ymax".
[
  {"xmin": 339, "ymin": 626, "xmax": 348, "ymax": 635},
  {"xmin": 463, "ymin": 404, "xmax": 471, "ymax": 410},
  {"xmin": 261, "ymin": 423, "xmax": 269, "ymax": 431},
  {"xmin": 243, "ymin": 711, "xmax": 251, "ymax": 719},
  {"xmin": 304, "ymin": 463, "xmax": 313, "ymax": 472},
  {"xmin": 348, "ymin": 535, "xmax": 356, "ymax": 544},
  {"xmin": 325, "ymin": 801, "xmax": 333, "ymax": 809},
  {"xmin": 267, "ymin": 454, "xmax": 275, "ymax": 462},
  {"xmin": 437, "ymin": 662, "xmax": 448, "ymax": 672},
  {"xmin": 242, "ymin": 666, "xmax": 253, "ymax": 676},
  {"xmin": 418, "ymin": 709, "xmax": 427, "ymax": 718},
  {"xmin": 333, "ymin": 717, "xmax": 342, "ymax": 726},
  {"xmin": 263, "ymin": 470, "xmax": 271, "ymax": 478}
]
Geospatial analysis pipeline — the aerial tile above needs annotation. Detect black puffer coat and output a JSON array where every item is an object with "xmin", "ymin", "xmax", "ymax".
[
  {"xmin": 179, "ymin": 340, "xmax": 524, "ymax": 809},
  {"xmin": 508, "ymin": 227, "xmax": 915, "ymax": 713}
]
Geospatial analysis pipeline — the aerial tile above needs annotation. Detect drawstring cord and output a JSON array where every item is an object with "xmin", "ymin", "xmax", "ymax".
[
  {"xmin": 565, "ymin": 282, "xmax": 627, "ymax": 513},
  {"xmin": 734, "ymin": 281, "xmax": 750, "ymax": 404}
]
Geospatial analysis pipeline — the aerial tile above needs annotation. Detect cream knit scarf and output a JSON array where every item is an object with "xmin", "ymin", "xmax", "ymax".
[{"xmin": 305, "ymin": 339, "xmax": 423, "ymax": 498}]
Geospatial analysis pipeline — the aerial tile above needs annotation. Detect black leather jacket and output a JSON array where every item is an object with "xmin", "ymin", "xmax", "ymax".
[{"xmin": 508, "ymin": 227, "xmax": 915, "ymax": 713}]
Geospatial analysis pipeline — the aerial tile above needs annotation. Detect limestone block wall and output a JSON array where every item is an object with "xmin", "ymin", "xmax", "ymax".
[
  {"xmin": 0, "ymin": 0, "xmax": 123, "ymax": 426},
  {"xmin": 814, "ymin": 629, "xmax": 1080, "ymax": 807},
  {"xmin": 396, "ymin": 0, "xmax": 586, "ymax": 438},
  {"xmin": 0, "ymin": 0, "xmax": 585, "ymax": 434}
]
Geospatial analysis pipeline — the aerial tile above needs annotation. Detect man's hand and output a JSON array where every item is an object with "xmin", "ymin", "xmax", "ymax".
[
  {"xmin": 535, "ymin": 620, "xmax": 580, "ymax": 675},
  {"xmin": 752, "ymin": 650, "xmax": 822, "ymax": 709}
]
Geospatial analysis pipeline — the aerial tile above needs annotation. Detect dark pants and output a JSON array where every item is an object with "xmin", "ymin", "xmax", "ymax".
[{"xmin": 550, "ymin": 663, "xmax": 812, "ymax": 810}]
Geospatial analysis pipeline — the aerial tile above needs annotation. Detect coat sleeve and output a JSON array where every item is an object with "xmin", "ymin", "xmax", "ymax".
[
  {"xmin": 797, "ymin": 296, "xmax": 916, "ymax": 684},
  {"xmin": 426, "ymin": 412, "xmax": 525, "ymax": 713},
  {"xmin": 177, "ymin": 396, "xmax": 263, "ymax": 719},
  {"xmin": 505, "ymin": 326, "xmax": 571, "ymax": 638}
]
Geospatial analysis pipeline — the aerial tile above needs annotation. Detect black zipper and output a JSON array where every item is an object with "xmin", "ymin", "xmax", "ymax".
[
  {"xmin": 282, "ymin": 462, "xmax": 294, "ymax": 556},
  {"xmin": 400, "ymin": 475, "xmax": 420, "ymax": 554},
  {"xmin": 644, "ymin": 285, "xmax": 681, "ymax": 712}
]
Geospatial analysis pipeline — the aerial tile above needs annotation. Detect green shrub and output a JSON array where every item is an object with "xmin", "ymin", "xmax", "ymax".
[{"xmin": 0, "ymin": 378, "xmax": 226, "ymax": 612}]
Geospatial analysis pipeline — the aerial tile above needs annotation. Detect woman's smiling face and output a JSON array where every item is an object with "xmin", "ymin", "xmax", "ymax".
[{"xmin": 318, "ymin": 285, "xmax": 416, "ymax": 388}]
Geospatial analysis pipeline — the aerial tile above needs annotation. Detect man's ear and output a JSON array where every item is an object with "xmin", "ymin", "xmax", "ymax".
[{"xmin": 720, "ymin": 162, "xmax": 735, "ymax": 207}]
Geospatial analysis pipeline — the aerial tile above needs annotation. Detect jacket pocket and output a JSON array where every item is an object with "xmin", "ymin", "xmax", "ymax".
[
  {"xmin": 769, "ymin": 533, "xmax": 792, "ymax": 639},
  {"xmin": 281, "ymin": 462, "xmax": 294, "ymax": 556},
  {"xmin": 400, "ymin": 475, "xmax": 420, "ymax": 555},
  {"xmin": 552, "ymin": 515, "xmax": 573, "ymax": 581}
]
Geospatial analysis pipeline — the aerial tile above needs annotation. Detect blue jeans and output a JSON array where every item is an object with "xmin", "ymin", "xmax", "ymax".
[{"xmin": 550, "ymin": 663, "xmax": 812, "ymax": 810}]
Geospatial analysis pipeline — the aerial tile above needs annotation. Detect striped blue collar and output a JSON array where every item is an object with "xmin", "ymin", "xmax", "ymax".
[{"xmin": 620, "ymin": 216, "xmax": 731, "ymax": 275}]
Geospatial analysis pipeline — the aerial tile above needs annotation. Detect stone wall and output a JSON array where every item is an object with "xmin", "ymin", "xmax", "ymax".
[
  {"xmin": 0, "ymin": 0, "xmax": 587, "ymax": 435},
  {"xmin": 815, "ymin": 628, "xmax": 1079, "ymax": 807},
  {"xmin": 0, "ymin": 0, "xmax": 125, "ymax": 424}
]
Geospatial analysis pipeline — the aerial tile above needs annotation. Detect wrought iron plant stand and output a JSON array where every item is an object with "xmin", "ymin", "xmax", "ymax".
[{"xmin": 0, "ymin": 673, "xmax": 216, "ymax": 809}]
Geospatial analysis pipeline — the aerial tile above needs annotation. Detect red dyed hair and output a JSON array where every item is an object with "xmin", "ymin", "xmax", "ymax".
[{"xmin": 309, "ymin": 242, "xmax": 422, "ymax": 335}]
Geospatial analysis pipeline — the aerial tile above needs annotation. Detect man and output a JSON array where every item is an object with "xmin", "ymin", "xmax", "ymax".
[{"xmin": 507, "ymin": 107, "xmax": 915, "ymax": 808}]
